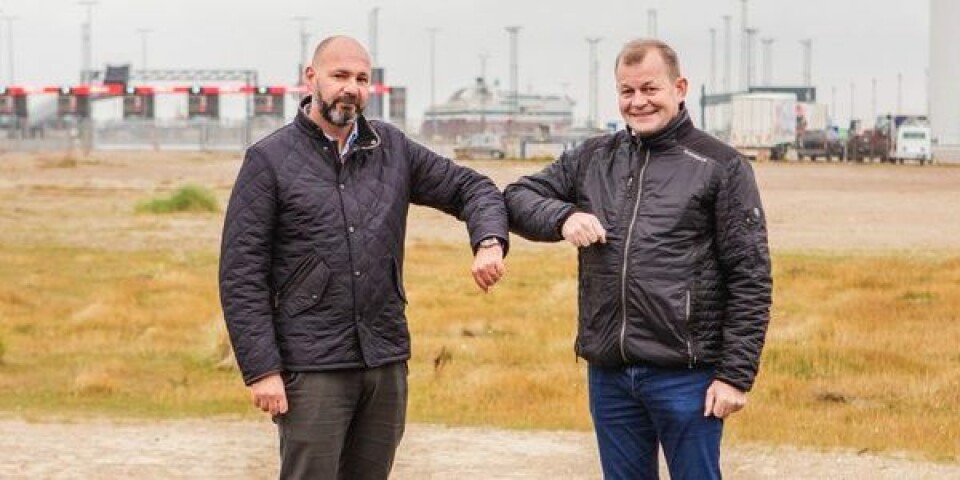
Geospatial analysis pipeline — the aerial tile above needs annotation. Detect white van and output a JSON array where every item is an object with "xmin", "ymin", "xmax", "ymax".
[{"xmin": 891, "ymin": 125, "xmax": 932, "ymax": 164}]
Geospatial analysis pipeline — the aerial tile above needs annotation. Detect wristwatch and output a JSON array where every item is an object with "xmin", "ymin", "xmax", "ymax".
[{"xmin": 478, "ymin": 237, "xmax": 501, "ymax": 249}]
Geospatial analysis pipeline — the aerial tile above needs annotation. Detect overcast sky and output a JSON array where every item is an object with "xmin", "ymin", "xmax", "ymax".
[{"xmin": 2, "ymin": 0, "xmax": 930, "ymax": 130}]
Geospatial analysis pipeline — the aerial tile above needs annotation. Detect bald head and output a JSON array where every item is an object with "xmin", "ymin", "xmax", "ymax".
[
  {"xmin": 311, "ymin": 35, "xmax": 371, "ymax": 68},
  {"xmin": 303, "ymin": 35, "xmax": 372, "ymax": 133}
]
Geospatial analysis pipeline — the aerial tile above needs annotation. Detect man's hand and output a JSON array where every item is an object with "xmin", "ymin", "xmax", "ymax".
[
  {"xmin": 472, "ymin": 244, "xmax": 505, "ymax": 292},
  {"xmin": 704, "ymin": 379, "xmax": 747, "ymax": 419},
  {"xmin": 249, "ymin": 372, "xmax": 288, "ymax": 416},
  {"xmin": 561, "ymin": 212, "xmax": 607, "ymax": 247}
]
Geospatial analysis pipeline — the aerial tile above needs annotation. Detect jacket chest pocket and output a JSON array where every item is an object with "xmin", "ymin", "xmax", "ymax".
[{"xmin": 283, "ymin": 260, "xmax": 332, "ymax": 317}]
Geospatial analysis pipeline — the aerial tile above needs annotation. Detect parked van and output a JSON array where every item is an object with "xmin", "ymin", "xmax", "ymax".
[{"xmin": 892, "ymin": 124, "xmax": 932, "ymax": 164}]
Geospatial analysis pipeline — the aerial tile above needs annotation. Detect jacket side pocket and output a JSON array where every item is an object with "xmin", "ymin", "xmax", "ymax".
[{"xmin": 283, "ymin": 260, "xmax": 332, "ymax": 317}]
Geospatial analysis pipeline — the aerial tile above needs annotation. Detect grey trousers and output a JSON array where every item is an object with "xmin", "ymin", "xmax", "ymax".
[{"xmin": 275, "ymin": 362, "xmax": 408, "ymax": 480}]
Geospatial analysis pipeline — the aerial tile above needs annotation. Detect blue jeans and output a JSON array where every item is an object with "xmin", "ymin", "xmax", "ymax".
[{"xmin": 588, "ymin": 363, "xmax": 723, "ymax": 480}]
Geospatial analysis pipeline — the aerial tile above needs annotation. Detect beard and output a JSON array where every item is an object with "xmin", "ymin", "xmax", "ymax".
[{"xmin": 315, "ymin": 90, "xmax": 363, "ymax": 127}]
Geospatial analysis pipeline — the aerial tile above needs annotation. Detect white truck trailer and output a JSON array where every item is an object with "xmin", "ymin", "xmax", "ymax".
[{"xmin": 704, "ymin": 92, "xmax": 797, "ymax": 160}]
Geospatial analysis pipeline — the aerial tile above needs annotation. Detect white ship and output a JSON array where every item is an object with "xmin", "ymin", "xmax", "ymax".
[{"xmin": 422, "ymin": 77, "xmax": 575, "ymax": 141}]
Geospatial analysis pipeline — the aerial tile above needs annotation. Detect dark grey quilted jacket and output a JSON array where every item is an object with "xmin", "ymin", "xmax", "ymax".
[
  {"xmin": 220, "ymin": 100, "xmax": 508, "ymax": 385},
  {"xmin": 504, "ymin": 108, "xmax": 772, "ymax": 392}
]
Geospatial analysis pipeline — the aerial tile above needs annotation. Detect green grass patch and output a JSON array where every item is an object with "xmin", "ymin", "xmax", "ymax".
[{"xmin": 136, "ymin": 185, "xmax": 219, "ymax": 214}]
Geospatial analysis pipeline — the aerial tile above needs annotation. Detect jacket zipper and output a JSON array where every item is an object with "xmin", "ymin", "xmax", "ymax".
[
  {"xmin": 685, "ymin": 289, "xmax": 695, "ymax": 368},
  {"xmin": 619, "ymin": 149, "xmax": 650, "ymax": 363}
]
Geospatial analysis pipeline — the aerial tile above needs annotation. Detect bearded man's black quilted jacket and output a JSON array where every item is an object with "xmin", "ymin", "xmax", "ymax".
[{"xmin": 220, "ymin": 102, "xmax": 508, "ymax": 385}]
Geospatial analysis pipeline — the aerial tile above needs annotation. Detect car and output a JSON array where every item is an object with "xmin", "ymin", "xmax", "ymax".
[
  {"xmin": 796, "ymin": 129, "xmax": 845, "ymax": 161},
  {"xmin": 453, "ymin": 145, "xmax": 506, "ymax": 160}
]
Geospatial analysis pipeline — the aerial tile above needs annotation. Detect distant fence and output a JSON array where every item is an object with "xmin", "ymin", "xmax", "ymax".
[{"xmin": 0, "ymin": 117, "xmax": 286, "ymax": 153}]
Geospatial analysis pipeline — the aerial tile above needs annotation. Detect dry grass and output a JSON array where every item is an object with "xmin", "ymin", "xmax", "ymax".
[
  {"xmin": 403, "ymin": 245, "xmax": 960, "ymax": 460},
  {"xmin": 404, "ymin": 242, "xmax": 587, "ymax": 430},
  {"xmin": 1, "ymin": 243, "xmax": 959, "ymax": 459},
  {"xmin": 0, "ymin": 246, "xmax": 238, "ymax": 417},
  {"xmin": 731, "ymin": 253, "xmax": 960, "ymax": 460}
]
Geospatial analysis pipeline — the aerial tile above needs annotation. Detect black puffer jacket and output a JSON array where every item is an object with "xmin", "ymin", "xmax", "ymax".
[
  {"xmin": 504, "ymin": 108, "xmax": 771, "ymax": 391},
  {"xmin": 220, "ymin": 99, "xmax": 508, "ymax": 385}
]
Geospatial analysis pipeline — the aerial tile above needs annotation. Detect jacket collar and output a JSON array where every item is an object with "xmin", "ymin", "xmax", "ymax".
[
  {"xmin": 626, "ymin": 102, "xmax": 694, "ymax": 150},
  {"xmin": 294, "ymin": 95, "xmax": 381, "ymax": 151}
]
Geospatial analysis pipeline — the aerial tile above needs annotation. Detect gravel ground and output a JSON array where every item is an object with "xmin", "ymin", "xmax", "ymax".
[{"xmin": 3, "ymin": 418, "xmax": 960, "ymax": 479}]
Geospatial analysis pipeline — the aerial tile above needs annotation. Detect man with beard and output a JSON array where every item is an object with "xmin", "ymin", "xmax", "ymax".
[
  {"xmin": 504, "ymin": 39, "xmax": 772, "ymax": 479},
  {"xmin": 219, "ymin": 35, "xmax": 508, "ymax": 479}
]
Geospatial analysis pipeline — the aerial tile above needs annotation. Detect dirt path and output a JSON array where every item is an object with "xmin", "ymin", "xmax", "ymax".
[
  {"xmin": 1, "ymin": 154, "xmax": 960, "ymax": 252},
  {"xmin": 2, "ymin": 418, "xmax": 958, "ymax": 479}
]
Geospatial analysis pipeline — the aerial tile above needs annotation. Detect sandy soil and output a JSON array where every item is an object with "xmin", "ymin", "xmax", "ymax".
[{"xmin": 2, "ymin": 152, "xmax": 959, "ymax": 478}]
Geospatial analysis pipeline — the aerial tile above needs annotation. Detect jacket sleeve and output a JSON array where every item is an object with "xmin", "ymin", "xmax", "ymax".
[
  {"xmin": 712, "ymin": 157, "xmax": 773, "ymax": 392},
  {"xmin": 405, "ymin": 137, "xmax": 509, "ymax": 253},
  {"xmin": 219, "ymin": 146, "xmax": 283, "ymax": 386},
  {"xmin": 502, "ymin": 150, "xmax": 579, "ymax": 242}
]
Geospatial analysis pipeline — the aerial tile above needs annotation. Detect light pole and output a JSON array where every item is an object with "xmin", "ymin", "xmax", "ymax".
[
  {"xmin": 740, "ymin": 0, "xmax": 749, "ymax": 90},
  {"xmin": 896, "ymin": 72, "xmax": 903, "ymax": 115},
  {"xmin": 136, "ymin": 28, "xmax": 152, "ymax": 70},
  {"xmin": 722, "ymin": 15, "xmax": 731, "ymax": 93},
  {"xmin": 745, "ymin": 27, "xmax": 757, "ymax": 89},
  {"xmin": 78, "ymin": 1, "xmax": 98, "ymax": 83},
  {"xmin": 505, "ymin": 25, "xmax": 521, "ymax": 114},
  {"xmin": 709, "ymin": 27, "xmax": 717, "ymax": 94},
  {"xmin": 800, "ymin": 39, "xmax": 812, "ymax": 87},
  {"xmin": 505, "ymin": 25, "xmax": 521, "ymax": 141},
  {"xmin": 368, "ymin": 7, "xmax": 380, "ymax": 67},
  {"xmin": 761, "ymin": 37, "xmax": 773, "ymax": 86},
  {"xmin": 850, "ymin": 82, "xmax": 856, "ymax": 125},
  {"xmin": 586, "ymin": 37, "xmax": 601, "ymax": 128},
  {"xmin": 831, "ymin": 85, "xmax": 837, "ymax": 124},
  {"xmin": 479, "ymin": 52, "xmax": 490, "ymax": 132},
  {"xmin": 427, "ymin": 27, "xmax": 439, "ymax": 137},
  {"xmin": 292, "ymin": 16, "xmax": 311, "ymax": 86},
  {"xmin": 1, "ymin": 16, "xmax": 15, "ymax": 84},
  {"xmin": 478, "ymin": 52, "xmax": 489, "ymax": 83}
]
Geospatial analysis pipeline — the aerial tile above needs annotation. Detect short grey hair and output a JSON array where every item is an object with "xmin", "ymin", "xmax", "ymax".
[{"xmin": 614, "ymin": 39, "xmax": 681, "ymax": 80}]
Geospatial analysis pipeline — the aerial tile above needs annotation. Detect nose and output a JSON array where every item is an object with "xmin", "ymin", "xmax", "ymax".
[
  {"xmin": 630, "ymin": 93, "xmax": 648, "ymax": 110},
  {"xmin": 343, "ymin": 77, "xmax": 363, "ymax": 96}
]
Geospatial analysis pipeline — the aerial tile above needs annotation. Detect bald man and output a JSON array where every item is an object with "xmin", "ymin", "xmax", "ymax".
[{"xmin": 219, "ymin": 35, "xmax": 509, "ymax": 479}]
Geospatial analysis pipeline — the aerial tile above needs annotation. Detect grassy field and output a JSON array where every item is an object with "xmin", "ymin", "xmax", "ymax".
[
  {"xmin": 0, "ymin": 240, "xmax": 958, "ymax": 460},
  {"xmin": 1, "ymin": 152, "xmax": 959, "ymax": 462}
]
